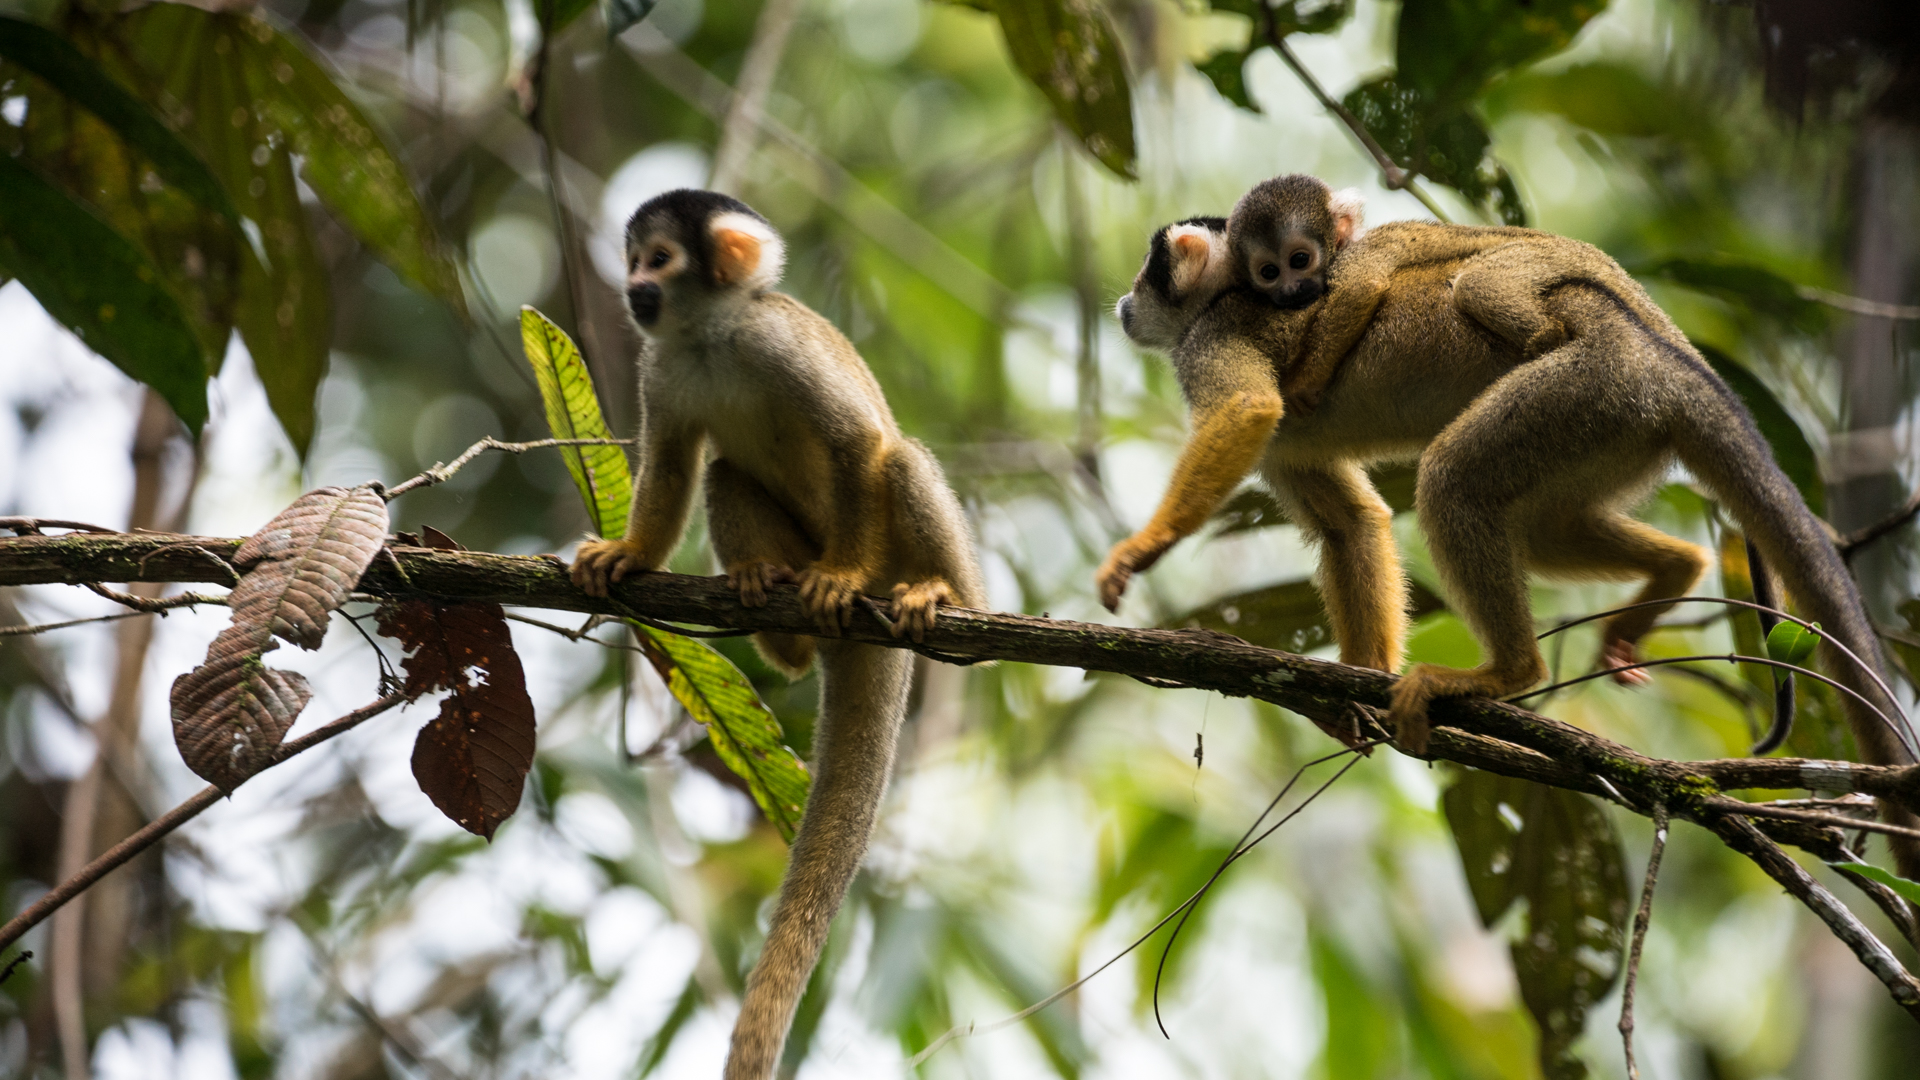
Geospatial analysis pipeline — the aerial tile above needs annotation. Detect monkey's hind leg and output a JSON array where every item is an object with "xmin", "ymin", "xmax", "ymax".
[
  {"xmin": 1451, "ymin": 244, "xmax": 1568, "ymax": 359},
  {"xmin": 707, "ymin": 458, "xmax": 823, "ymax": 677},
  {"xmin": 1523, "ymin": 508, "xmax": 1708, "ymax": 684},
  {"xmin": 879, "ymin": 439, "xmax": 985, "ymax": 641},
  {"xmin": 725, "ymin": 641, "xmax": 913, "ymax": 1080}
]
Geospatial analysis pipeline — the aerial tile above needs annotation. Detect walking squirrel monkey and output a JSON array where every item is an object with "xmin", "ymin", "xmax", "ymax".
[
  {"xmin": 570, "ymin": 190, "xmax": 984, "ymax": 1079},
  {"xmin": 1101, "ymin": 176, "xmax": 1917, "ymax": 877}
]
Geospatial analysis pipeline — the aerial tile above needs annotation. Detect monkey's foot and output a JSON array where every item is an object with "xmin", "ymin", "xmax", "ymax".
[
  {"xmin": 1600, "ymin": 638, "xmax": 1651, "ymax": 686},
  {"xmin": 570, "ymin": 538, "xmax": 653, "ymax": 598},
  {"xmin": 1095, "ymin": 530, "xmax": 1172, "ymax": 612},
  {"xmin": 795, "ymin": 566, "xmax": 865, "ymax": 633},
  {"xmin": 1389, "ymin": 660, "xmax": 1547, "ymax": 755},
  {"xmin": 890, "ymin": 580, "xmax": 956, "ymax": 642},
  {"xmin": 726, "ymin": 561, "xmax": 792, "ymax": 608}
]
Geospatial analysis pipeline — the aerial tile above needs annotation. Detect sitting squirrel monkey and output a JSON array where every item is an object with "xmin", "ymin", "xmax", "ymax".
[
  {"xmin": 1100, "ymin": 177, "xmax": 1916, "ymax": 878},
  {"xmin": 570, "ymin": 190, "xmax": 984, "ymax": 1079}
]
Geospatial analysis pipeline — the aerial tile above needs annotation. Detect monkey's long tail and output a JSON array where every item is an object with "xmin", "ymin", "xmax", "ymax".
[
  {"xmin": 1671, "ymin": 359, "xmax": 1920, "ymax": 880},
  {"xmin": 724, "ymin": 641, "xmax": 912, "ymax": 1080}
]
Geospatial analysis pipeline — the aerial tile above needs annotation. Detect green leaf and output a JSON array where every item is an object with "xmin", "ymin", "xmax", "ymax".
[
  {"xmin": 991, "ymin": 0, "xmax": 1137, "ymax": 179},
  {"xmin": 1832, "ymin": 862, "xmax": 1920, "ymax": 905},
  {"xmin": 635, "ymin": 976, "xmax": 702, "ymax": 1076},
  {"xmin": 0, "ymin": 16, "xmax": 235, "ymax": 222},
  {"xmin": 1196, "ymin": 49, "xmax": 1259, "ymax": 113},
  {"xmin": 1443, "ymin": 770, "xmax": 1628, "ymax": 1080},
  {"xmin": 1694, "ymin": 341, "xmax": 1825, "ymax": 516},
  {"xmin": 0, "ymin": 153, "xmax": 208, "ymax": 433},
  {"xmin": 1640, "ymin": 256, "xmax": 1828, "ymax": 335},
  {"xmin": 519, "ymin": 306, "xmax": 632, "ymax": 539},
  {"xmin": 1397, "ymin": 0, "xmax": 1608, "ymax": 110},
  {"xmin": 1486, "ymin": 61, "xmax": 1676, "ymax": 137},
  {"xmin": 635, "ymin": 626, "xmax": 810, "ymax": 843},
  {"xmin": 1342, "ymin": 74, "xmax": 1526, "ymax": 224},
  {"xmin": 605, "ymin": 0, "xmax": 659, "ymax": 38},
  {"xmin": 1765, "ymin": 620, "xmax": 1820, "ymax": 666},
  {"xmin": 1172, "ymin": 577, "xmax": 1444, "ymax": 653},
  {"xmin": 1210, "ymin": 464, "xmax": 1417, "ymax": 537}
]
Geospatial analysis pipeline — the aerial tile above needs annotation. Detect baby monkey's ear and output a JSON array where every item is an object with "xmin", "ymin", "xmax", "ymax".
[
  {"xmin": 1165, "ymin": 223, "xmax": 1219, "ymax": 296},
  {"xmin": 709, "ymin": 211, "xmax": 786, "ymax": 291},
  {"xmin": 1328, "ymin": 188, "xmax": 1366, "ymax": 250}
]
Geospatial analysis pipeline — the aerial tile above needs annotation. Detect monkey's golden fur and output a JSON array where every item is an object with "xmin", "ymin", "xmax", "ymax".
[
  {"xmin": 1104, "ymin": 192, "xmax": 1918, "ymax": 876},
  {"xmin": 571, "ymin": 189, "xmax": 983, "ymax": 1080}
]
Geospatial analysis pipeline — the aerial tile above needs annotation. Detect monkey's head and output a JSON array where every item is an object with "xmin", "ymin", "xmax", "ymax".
[
  {"xmin": 622, "ymin": 189, "xmax": 787, "ymax": 333},
  {"xmin": 1115, "ymin": 216, "xmax": 1231, "ymax": 350},
  {"xmin": 1227, "ymin": 175, "xmax": 1363, "ymax": 310}
]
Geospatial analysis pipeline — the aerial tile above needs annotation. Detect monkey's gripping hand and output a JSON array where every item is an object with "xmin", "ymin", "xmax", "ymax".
[
  {"xmin": 571, "ymin": 538, "xmax": 656, "ymax": 598},
  {"xmin": 890, "ymin": 580, "xmax": 956, "ymax": 643},
  {"xmin": 795, "ymin": 565, "xmax": 865, "ymax": 633},
  {"xmin": 1096, "ymin": 529, "xmax": 1174, "ymax": 612}
]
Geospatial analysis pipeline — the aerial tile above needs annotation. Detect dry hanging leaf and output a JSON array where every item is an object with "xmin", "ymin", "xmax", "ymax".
[
  {"xmin": 170, "ymin": 484, "xmax": 384, "ymax": 791},
  {"xmin": 376, "ymin": 527, "xmax": 536, "ymax": 839},
  {"xmin": 169, "ymin": 630, "xmax": 312, "ymax": 792},
  {"xmin": 230, "ymin": 484, "xmax": 389, "ymax": 650}
]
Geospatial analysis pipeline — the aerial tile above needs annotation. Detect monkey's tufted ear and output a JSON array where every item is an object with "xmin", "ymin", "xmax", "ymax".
[
  {"xmin": 1329, "ymin": 188, "xmax": 1366, "ymax": 249},
  {"xmin": 1165, "ymin": 224, "xmax": 1219, "ymax": 296},
  {"xmin": 709, "ymin": 211, "xmax": 786, "ymax": 290}
]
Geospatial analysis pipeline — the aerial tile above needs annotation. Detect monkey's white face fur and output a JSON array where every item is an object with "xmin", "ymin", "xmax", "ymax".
[
  {"xmin": 1115, "ymin": 218, "xmax": 1233, "ymax": 351},
  {"xmin": 623, "ymin": 196, "xmax": 787, "ymax": 338}
]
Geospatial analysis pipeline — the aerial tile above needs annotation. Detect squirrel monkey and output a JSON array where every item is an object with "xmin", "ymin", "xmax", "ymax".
[
  {"xmin": 1101, "ymin": 180, "xmax": 1916, "ymax": 877},
  {"xmin": 570, "ymin": 190, "xmax": 984, "ymax": 1079}
]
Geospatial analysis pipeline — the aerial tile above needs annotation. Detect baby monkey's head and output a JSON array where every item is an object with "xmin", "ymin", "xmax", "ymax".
[
  {"xmin": 623, "ymin": 189, "xmax": 786, "ymax": 332},
  {"xmin": 1115, "ymin": 216, "xmax": 1230, "ymax": 351},
  {"xmin": 1227, "ymin": 174, "xmax": 1363, "ymax": 309}
]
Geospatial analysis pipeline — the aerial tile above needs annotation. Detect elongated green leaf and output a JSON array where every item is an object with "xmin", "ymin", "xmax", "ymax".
[
  {"xmin": 1444, "ymin": 771, "xmax": 1628, "ymax": 1080},
  {"xmin": 1833, "ymin": 862, "xmax": 1920, "ymax": 905},
  {"xmin": 1486, "ymin": 61, "xmax": 1677, "ymax": 137},
  {"xmin": 0, "ymin": 16, "xmax": 235, "ymax": 221},
  {"xmin": 636, "ymin": 625, "xmax": 810, "ymax": 842},
  {"xmin": 1694, "ymin": 341, "xmax": 1825, "ymax": 516},
  {"xmin": 0, "ymin": 153, "xmax": 208, "ymax": 433},
  {"xmin": 991, "ymin": 0, "xmax": 1136, "ymax": 179},
  {"xmin": 1196, "ymin": 49, "xmax": 1259, "ymax": 113},
  {"xmin": 520, "ymin": 307, "xmax": 632, "ymax": 539},
  {"xmin": 1642, "ymin": 256, "xmax": 1829, "ymax": 334},
  {"xmin": 1397, "ymin": 0, "xmax": 1608, "ymax": 109}
]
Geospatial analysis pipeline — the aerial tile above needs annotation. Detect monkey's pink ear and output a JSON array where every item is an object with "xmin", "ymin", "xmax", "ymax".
[
  {"xmin": 1329, "ymin": 188, "xmax": 1366, "ymax": 249},
  {"xmin": 1166, "ymin": 225, "xmax": 1218, "ymax": 295},
  {"xmin": 709, "ymin": 212, "xmax": 786, "ymax": 290}
]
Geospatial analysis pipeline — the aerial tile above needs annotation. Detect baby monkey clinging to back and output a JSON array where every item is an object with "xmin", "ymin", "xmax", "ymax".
[{"xmin": 571, "ymin": 189, "xmax": 984, "ymax": 1080}]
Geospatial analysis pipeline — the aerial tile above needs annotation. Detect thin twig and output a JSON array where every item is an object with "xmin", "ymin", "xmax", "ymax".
[
  {"xmin": 0, "ymin": 610, "xmax": 149, "ymax": 637},
  {"xmin": 910, "ymin": 742, "xmax": 1378, "ymax": 1067},
  {"xmin": 1797, "ymin": 285, "xmax": 1920, "ymax": 321},
  {"xmin": 1620, "ymin": 804, "xmax": 1668, "ymax": 1080},
  {"xmin": 1260, "ymin": 21, "xmax": 1452, "ymax": 222},
  {"xmin": 1510, "ymin": 653, "xmax": 1911, "ymax": 760},
  {"xmin": 1710, "ymin": 813, "xmax": 1920, "ymax": 1019},
  {"xmin": 1702, "ymin": 796, "xmax": 1920, "ymax": 842},
  {"xmin": 1536, "ymin": 595, "xmax": 1910, "ymax": 754},
  {"xmin": 382, "ymin": 436, "xmax": 637, "ymax": 499},
  {"xmin": 0, "ymin": 518, "xmax": 116, "ymax": 535},
  {"xmin": 1830, "ymin": 855, "xmax": 1920, "ymax": 953},
  {"xmin": 82, "ymin": 582, "xmax": 227, "ymax": 613},
  {"xmin": 708, "ymin": 0, "xmax": 801, "ymax": 195},
  {"xmin": 0, "ymin": 695, "xmax": 405, "ymax": 953},
  {"xmin": 1841, "ymin": 486, "xmax": 1920, "ymax": 556}
]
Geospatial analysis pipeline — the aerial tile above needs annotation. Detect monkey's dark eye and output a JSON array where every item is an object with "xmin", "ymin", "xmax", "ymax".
[
  {"xmin": 1289, "ymin": 250, "xmax": 1311, "ymax": 271},
  {"xmin": 648, "ymin": 248, "xmax": 671, "ymax": 270},
  {"xmin": 1259, "ymin": 263, "xmax": 1281, "ymax": 282}
]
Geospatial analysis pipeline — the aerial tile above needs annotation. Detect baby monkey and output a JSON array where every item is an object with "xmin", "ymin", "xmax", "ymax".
[{"xmin": 571, "ymin": 190, "xmax": 983, "ymax": 1080}]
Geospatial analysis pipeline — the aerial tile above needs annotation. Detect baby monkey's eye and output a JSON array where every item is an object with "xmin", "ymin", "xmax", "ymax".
[
  {"xmin": 648, "ymin": 248, "xmax": 671, "ymax": 270},
  {"xmin": 1288, "ymin": 250, "xmax": 1312, "ymax": 271},
  {"xmin": 1259, "ymin": 263, "xmax": 1281, "ymax": 282}
]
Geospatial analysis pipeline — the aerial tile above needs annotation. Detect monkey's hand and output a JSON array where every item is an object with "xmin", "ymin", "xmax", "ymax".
[
  {"xmin": 1095, "ymin": 530, "xmax": 1172, "ymax": 612},
  {"xmin": 726, "ymin": 561, "xmax": 793, "ymax": 608},
  {"xmin": 890, "ymin": 580, "xmax": 955, "ymax": 643},
  {"xmin": 795, "ymin": 565, "xmax": 865, "ymax": 633},
  {"xmin": 1599, "ymin": 637, "xmax": 1652, "ymax": 687},
  {"xmin": 571, "ymin": 538, "xmax": 654, "ymax": 598}
]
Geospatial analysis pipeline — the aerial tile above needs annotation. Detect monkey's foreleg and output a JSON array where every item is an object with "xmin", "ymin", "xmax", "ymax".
[
  {"xmin": 724, "ymin": 642, "xmax": 912, "ymax": 1080},
  {"xmin": 1097, "ymin": 392, "xmax": 1283, "ymax": 610},
  {"xmin": 1264, "ymin": 460, "xmax": 1408, "ymax": 673}
]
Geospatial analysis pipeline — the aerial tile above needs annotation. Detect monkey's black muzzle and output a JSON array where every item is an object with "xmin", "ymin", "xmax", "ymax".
[{"xmin": 627, "ymin": 282, "xmax": 662, "ymax": 326}]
